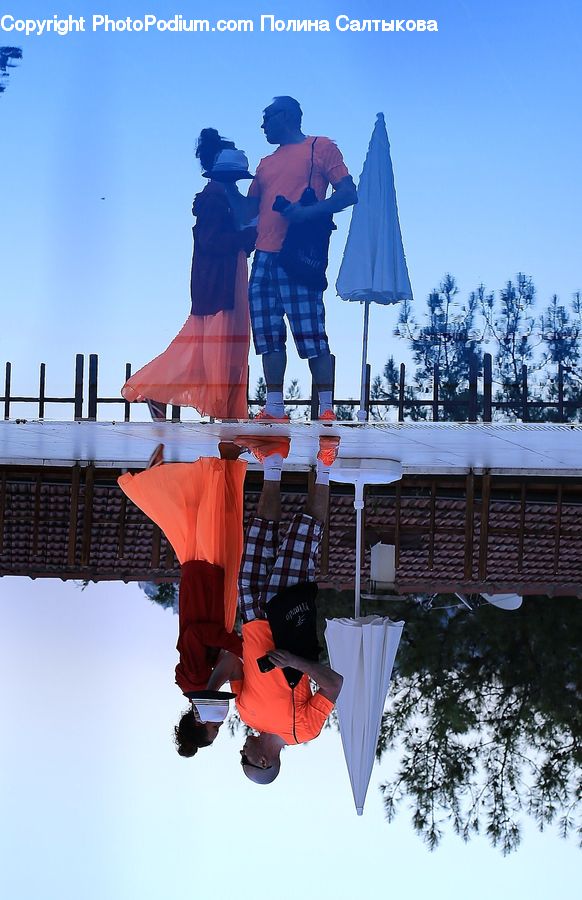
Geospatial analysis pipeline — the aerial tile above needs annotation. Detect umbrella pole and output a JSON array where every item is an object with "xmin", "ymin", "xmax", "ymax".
[
  {"xmin": 357, "ymin": 301, "xmax": 370, "ymax": 422},
  {"xmin": 354, "ymin": 481, "xmax": 364, "ymax": 617}
]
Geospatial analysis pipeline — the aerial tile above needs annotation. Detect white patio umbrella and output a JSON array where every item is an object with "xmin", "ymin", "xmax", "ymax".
[
  {"xmin": 325, "ymin": 615, "xmax": 404, "ymax": 815},
  {"xmin": 336, "ymin": 112, "xmax": 413, "ymax": 420}
]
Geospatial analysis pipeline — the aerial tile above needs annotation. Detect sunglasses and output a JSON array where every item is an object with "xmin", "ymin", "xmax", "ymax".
[
  {"xmin": 240, "ymin": 752, "xmax": 272, "ymax": 771},
  {"xmin": 262, "ymin": 110, "xmax": 284, "ymax": 125}
]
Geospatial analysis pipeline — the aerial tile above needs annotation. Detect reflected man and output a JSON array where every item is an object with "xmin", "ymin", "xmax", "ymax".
[{"xmin": 214, "ymin": 435, "xmax": 344, "ymax": 783}]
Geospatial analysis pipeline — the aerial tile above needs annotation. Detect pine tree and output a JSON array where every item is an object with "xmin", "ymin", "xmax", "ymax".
[
  {"xmin": 539, "ymin": 292, "xmax": 582, "ymax": 420},
  {"xmin": 395, "ymin": 274, "xmax": 483, "ymax": 420},
  {"xmin": 481, "ymin": 273, "xmax": 541, "ymax": 419}
]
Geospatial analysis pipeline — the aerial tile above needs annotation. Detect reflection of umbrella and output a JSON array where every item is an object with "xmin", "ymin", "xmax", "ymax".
[
  {"xmin": 336, "ymin": 112, "xmax": 413, "ymax": 420},
  {"xmin": 325, "ymin": 615, "xmax": 404, "ymax": 815}
]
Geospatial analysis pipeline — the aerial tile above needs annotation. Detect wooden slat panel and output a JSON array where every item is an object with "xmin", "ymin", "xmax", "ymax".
[
  {"xmin": 117, "ymin": 492, "xmax": 127, "ymax": 559},
  {"xmin": 517, "ymin": 482, "xmax": 527, "ymax": 572},
  {"xmin": 464, "ymin": 472, "xmax": 475, "ymax": 579},
  {"xmin": 394, "ymin": 482, "xmax": 402, "ymax": 568},
  {"xmin": 319, "ymin": 482, "xmax": 331, "ymax": 578},
  {"xmin": 68, "ymin": 465, "xmax": 80, "ymax": 566},
  {"xmin": 554, "ymin": 484, "xmax": 563, "ymax": 573},
  {"xmin": 428, "ymin": 480, "xmax": 436, "ymax": 570},
  {"xmin": 151, "ymin": 524, "xmax": 161, "ymax": 568},
  {"xmin": 0, "ymin": 471, "xmax": 6, "ymax": 552},
  {"xmin": 478, "ymin": 473, "xmax": 491, "ymax": 580},
  {"xmin": 32, "ymin": 473, "xmax": 42, "ymax": 556},
  {"xmin": 164, "ymin": 541, "xmax": 175, "ymax": 569},
  {"xmin": 80, "ymin": 464, "xmax": 95, "ymax": 566}
]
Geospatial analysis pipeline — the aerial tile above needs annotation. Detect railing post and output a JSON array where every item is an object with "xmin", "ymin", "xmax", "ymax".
[
  {"xmin": 483, "ymin": 353, "xmax": 492, "ymax": 423},
  {"xmin": 558, "ymin": 362, "xmax": 565, "ymax": 422},
  {"xmin": 432, "ymin": 362, "xmax": 439, "ymax": 422},
  {"xmin": 521, "ymin": 364, "xmax": 528, "ymax": 422},
  {"xmin": 88, "ymin": 354, "xmax": 98, "ymax": 420},
  {"xmin": 364, "ymin": 363, "xmax": 371, "ymax": 418},
  {"xmin": 4, "ymin": 362, "xmax": 11, "ymax": 420},
  {"xmin": 124, "ymin": 363, "xmax": 131, "ymax": 422},
  {"xmin": 74, "ymin": 354, "xmax": 84, "ymax": 420},
  {"xmin": 468, "ymin": 357, "xmax": 478, "ymax": 422},
  {"xmin": 38, "ymin": 363, "xmax": 46, "ymax": 419},
  {"xmin": 398, "ymin": 363, "xmax": 406, "ymax": 422}
]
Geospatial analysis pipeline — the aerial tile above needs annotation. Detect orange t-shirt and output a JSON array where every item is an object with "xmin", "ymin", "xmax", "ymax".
[
  {"xmin": 231, "ymin": 620, "xmax": 335, "ymax": 744},
  {"xmin": 248, "ymin": 136, "xmax": 350, "ymax": 252}
]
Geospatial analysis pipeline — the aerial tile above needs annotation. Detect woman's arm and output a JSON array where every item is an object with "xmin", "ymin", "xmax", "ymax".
[
  {"xmin": 194, "ymin": 195, "xmax": 256, "ymax": 257},
  {"xmin": 206, "ymin": 649, "xmax": 243, "ymax": 690},
  {"xmin": 223, "ymin": 182, "xmax": 260, "ymax": 225}
]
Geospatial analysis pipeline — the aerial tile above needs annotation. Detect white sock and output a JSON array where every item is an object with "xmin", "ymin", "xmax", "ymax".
[
  {"xmin": 265, "ymin": 391, "xmax": 284, "ymax": 416},
  {"xmin": 263, "ymin": 453, "xmax": 284, "ymax": 481},
  {"xmin": 318, "ymin": 390, "xmax": 333, "ymax": 414},
  {"xmin": 316, "ymin": 458, "xmax": 331, "ymax": 485}
]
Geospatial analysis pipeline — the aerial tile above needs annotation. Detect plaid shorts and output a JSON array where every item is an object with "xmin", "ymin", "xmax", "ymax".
[
  {"xmin": 238, "ymin": 513, "xmax": 323, "ymax": 623},
  {"xmin": 248, "ymin": 251, "xmax": 330, "ymax": 359}
]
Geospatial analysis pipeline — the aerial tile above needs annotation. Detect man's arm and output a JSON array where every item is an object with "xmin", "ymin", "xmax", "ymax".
[
  {"xmin": 282, "ymin": 175, "xmax": 357, "ymax": 225},
  {"xmin": 206, "ymin": 649, "xmax": 243, "ymax": 690},
  {"xmin": 222, "ymin": 183, "xmax": 260, "ymax": 226},
  {"xmin": 267, "ymin": 650, "xmax": 343, "ymax": 703}
]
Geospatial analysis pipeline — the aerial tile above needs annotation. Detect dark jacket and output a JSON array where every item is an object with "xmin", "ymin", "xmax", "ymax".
[{"xmin": 190, "ymin": 182, "xmax": 256, "ymax": 316}]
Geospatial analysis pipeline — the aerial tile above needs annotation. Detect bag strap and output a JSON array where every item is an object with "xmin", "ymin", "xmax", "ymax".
[{"xmin": 307, "ymin": 137, "xmax": 318, "ymax": 189}]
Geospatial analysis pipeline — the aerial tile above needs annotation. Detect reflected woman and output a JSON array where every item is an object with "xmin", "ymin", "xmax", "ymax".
[
  {"xmin": 121, "ymin": 128, "xmax": 256, "ymax": 420},
  {"xmin": 118, "ymin": 441, "xmax": 246, "ymax": 756}
]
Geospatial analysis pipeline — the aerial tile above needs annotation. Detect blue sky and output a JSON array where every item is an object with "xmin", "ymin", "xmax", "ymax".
[
  {"xmin": 1, "ymin": 4, "xmax": 581, "ymax": 893},
  {"xmin": 1, "ymin": 0, "xmax": 581, "ymax": 406},
  {"xmin": 1, "ymin": 578, "xmax": 580, "ymax": 900}
]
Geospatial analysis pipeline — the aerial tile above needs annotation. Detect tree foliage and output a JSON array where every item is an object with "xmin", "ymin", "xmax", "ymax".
[
  {"xmin": 380, "ymin": 273, "xmax": 582, "ymax": 422},
  {"xmin": 0, "ymin": 47, "xmax": 22, "ymax": 94},
  {"xmin": 375, "ymin": 598, "xmax": 582, "ymax": 854}
]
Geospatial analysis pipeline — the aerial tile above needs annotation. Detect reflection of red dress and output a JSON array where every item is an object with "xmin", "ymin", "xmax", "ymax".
[
  {"xmin": 121, "ymin": 182, "xmax": 252, "ymax": 419},
  {"xmin": 176, "ymin": 561, "xmax": 243, "ymax": 692},
  {"xmin": 118, "ymin": 458, "xmax": 246, "ymax": 691}
]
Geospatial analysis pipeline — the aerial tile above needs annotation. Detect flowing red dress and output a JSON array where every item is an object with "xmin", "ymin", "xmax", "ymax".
[{"xmin": 121, "ymin": 182, "xmax": 252, "ymax": 419}]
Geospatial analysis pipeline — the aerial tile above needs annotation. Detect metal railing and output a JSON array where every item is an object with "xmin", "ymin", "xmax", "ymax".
[{"xmin": 1, "ymin": 353, "xmax": 579, "ymax": 423}]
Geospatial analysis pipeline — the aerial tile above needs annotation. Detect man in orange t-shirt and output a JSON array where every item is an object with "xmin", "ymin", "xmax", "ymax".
[
  {"xmin": 210, "ymin": 435, "xmax": 344, "ymax": 784},
  {"xmin": 225, "ymin": 96, "xmax": 357, "ymax": 422}
]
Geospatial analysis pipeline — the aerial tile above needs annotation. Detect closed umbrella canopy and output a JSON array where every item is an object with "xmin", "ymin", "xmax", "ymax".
[
  {"xmin": 336, "ymin": 113, "xmax": 413, "ymax": 419},
  {"xmin": 325, "ymin": 615, "xmax": 404, "ymax": 815},
  {"xmin": 336, "ymin": 112, "xmax": 412, "ymax": 304}
]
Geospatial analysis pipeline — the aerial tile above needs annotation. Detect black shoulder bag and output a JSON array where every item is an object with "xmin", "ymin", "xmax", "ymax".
[{"xmin": 276, "ymin": 138, "xmax": 336, "ymax": 292}]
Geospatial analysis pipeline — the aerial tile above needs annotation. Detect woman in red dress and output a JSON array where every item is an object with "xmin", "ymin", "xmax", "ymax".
[{"xmin": 122, "ymin": 129, "xmax": 256, "ymax": 420}]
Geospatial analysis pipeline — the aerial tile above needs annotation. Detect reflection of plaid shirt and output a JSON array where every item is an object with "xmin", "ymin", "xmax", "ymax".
[{"xmin": 238, "ymin": 513, "xmax": 323, "ymax": 623}]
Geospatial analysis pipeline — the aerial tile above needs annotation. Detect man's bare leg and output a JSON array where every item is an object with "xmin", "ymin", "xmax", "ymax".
[
  {"xmin": 257, "ymin": 479, "xmax": 282, "ymax": 523},
  {"xmin": 305, "ymin": 482, "xmax": 329, "ymax": 525}
]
